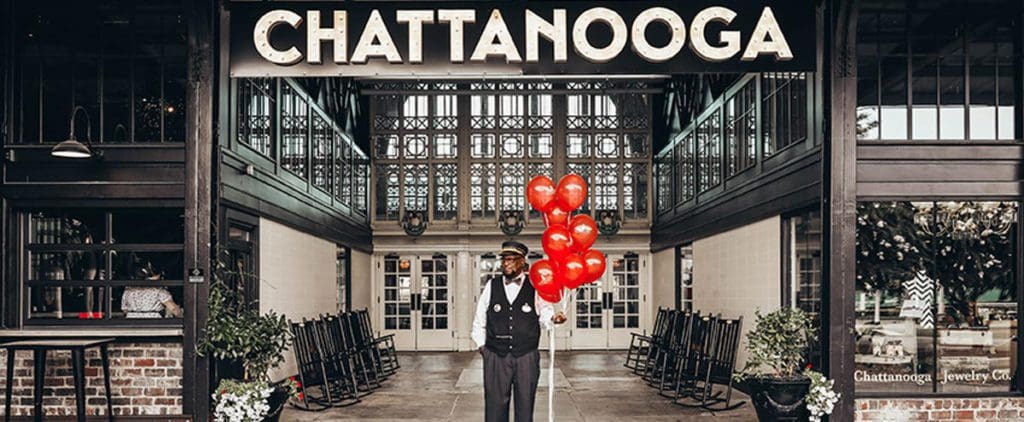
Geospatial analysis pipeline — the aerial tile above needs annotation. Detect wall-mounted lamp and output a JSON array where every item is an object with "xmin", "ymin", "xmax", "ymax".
[
  {"xmin": 499, "ymin": 210, "xmax": 525, "ymax": 236},
  {"xmin": 401, "ymin": 210, "xmax": 428, "ymax": 236},
  {"xmin": 597, "ymin": 209, "xmax": 622, "ymax": 236},
  {"xmin": 51, "ymin": 106, "xmax": 102, "ymax": 159}
]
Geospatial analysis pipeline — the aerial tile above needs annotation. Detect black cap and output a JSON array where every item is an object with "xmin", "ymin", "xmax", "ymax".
[{"xmin": 499, "ymin": 241, "xmax": 529, "ymax": 257}]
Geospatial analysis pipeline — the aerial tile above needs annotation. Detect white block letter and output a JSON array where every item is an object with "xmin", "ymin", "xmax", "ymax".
[
  {"xmin": 397, "ymin": 10, "xmax": 433, "ymax": 64},
  {"xmin": 351, "ymin": 10, "xmax": 403, "ymax": 63},
  {"xmin": 572, "ymin": 7, "xmax": 627, "ymax": 63},
  {"xmin": 525, "ymin": 9, "xmax": 567, "ymax": 63},
  {"xmin": 439, "ymin": 10, "xmax": 476, "ymax": 63},
  {"xmin": 741, "ymin": 7, "xmax": 794, "ymax": 61},
  {"xmin": 471, "ymin": 9, "xmax": 522, "ymax": 63},
  {"xmin": 630, "ymin": 7, "xmax": 685, "ymax": 63},
  {"xmin": 306, "ymin": 10, "xmax": 347, "ymax": 64},
  {"xmin": 690, "ymin": 7, "xmax": 740, "ymax": 62},
  {"xmin": 254, "ymin": 10, "xmax": 303, "ymax": 65}
]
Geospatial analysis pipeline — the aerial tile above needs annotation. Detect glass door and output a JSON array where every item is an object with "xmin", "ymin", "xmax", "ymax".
[
  {"xmin": 570, "ymin": 253, "xmax": 644, "ymax": 349},
  {"xmin": 381, "ymin": 254, "xmax": 416, "ymax": 350},
  {"xmin": 380, "ymin": 254, "xmax": 454, "ymax": 351},
  {"xmin": 416, "ymin": 254, "xmax": 453, "ymax": 350}
]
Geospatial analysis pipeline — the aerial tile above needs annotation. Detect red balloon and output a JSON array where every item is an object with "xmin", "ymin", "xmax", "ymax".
[
  {"xmin": 569, "ymin": 214, "xmax": 598, "ymax": 253},
  {"xmin": 537, "ymin": 287, "xmax": 562, "ymax": 303},
  {"xmin": 582, "ymin": 249, "xmax": 607, "ymax": 284},
  {"xmin": 541, "ymin": 225, "xmax": 573, "ymax": 260},
  {"xmin": 544, "ymin": 205, "xmax": 571, "ymax": 227},
  {"xmin": 561, "ymin": 253, "xmax": 587, "ymax": 289},
  {"xmin": 526, "ymin": 176, "xmax": 557, "ymax": 213},
  {"xmin": 555, "ymin": 174, "xmax": 588, "ymax": 211},
  {"xmin": 529, "ymin": 259, "xmax": 562, "ymax": 295}
]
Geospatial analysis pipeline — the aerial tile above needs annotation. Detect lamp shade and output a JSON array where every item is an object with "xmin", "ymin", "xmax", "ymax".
[{"xmin": 50, "ymin": 139, "xmax": 93, "ymax": 159}]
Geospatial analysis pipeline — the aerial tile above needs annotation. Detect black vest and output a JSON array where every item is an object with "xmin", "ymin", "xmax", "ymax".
[{"xmin": 485, "ymin": 275, "xmax": 540, "ymax": 357}]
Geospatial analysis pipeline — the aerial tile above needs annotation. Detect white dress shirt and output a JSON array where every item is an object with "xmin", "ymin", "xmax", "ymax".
[{"xmin": 471, "ymin": 272, "xmax": 555, "ymax": 349}]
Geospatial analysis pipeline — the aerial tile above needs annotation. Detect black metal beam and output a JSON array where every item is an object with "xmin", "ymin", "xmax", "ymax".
[
  {"xmin": 822, "ymin": 0, "xmax": 858, "ymax": 420},
  {"xmin": 183, "ymin": 0, "xmax": 214, "ymax": 418}
]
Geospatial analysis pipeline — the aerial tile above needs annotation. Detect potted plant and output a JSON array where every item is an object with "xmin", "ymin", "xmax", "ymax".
[
  {"xmin": 198, "ymin": 256, "xmax": 293, "ymax": 422},
  {"xmin": 736, "ymin": 308, "xmax": 838, "ymax": 421}
]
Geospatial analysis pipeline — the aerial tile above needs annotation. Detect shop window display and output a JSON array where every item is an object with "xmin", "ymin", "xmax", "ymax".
[{"xmin": 855, "ymin": 201, "xmax": 1018, "ymax": 393}]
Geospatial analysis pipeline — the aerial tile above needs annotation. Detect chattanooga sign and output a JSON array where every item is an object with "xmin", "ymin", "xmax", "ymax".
[{"xmin": 229, "ymin": 2, "xmax": 816, "ymax": 77}]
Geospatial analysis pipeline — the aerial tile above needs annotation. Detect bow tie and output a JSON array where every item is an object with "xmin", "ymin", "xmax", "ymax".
[{"xmin": 504, "ymin": 276, "xmax": 523, "ymax": 285}]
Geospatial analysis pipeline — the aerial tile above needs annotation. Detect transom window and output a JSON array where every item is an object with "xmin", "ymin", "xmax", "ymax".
[
  {"xmin": 856, "ymin": 0, "xmax": 1019, "ymax": 141},
  {"xmin": 369, "ymin": 81, "xmax": 652, "ymax": 226}
]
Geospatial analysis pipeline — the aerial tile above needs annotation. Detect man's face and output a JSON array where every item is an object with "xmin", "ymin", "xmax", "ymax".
[{"xmin": 501, "ymin": 255, "xmax": 525, "ymax": 277}]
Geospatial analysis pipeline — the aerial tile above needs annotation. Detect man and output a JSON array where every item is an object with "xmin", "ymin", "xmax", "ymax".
[{"xmin": 471, "ymin": 241, "xmax": 567, "ymax": 422}]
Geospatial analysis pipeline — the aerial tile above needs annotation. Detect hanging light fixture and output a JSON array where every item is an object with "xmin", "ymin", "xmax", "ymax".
[{"xmin": 51, "ymin": 105, "xmax": 102, "ymax": 159}]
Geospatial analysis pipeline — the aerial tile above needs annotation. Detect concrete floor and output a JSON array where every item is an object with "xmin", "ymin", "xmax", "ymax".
[{"xmin": 281, "ymin": 351, "xmax": 756, "ymax": 421}]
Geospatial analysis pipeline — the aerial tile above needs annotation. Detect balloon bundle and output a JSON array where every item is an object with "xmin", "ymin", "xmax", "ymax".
[
  {"xmin": 526, "ymin": 174, "xmax": 606, "ymax": 422},
  {"xmin": 526, "ymin": 173, "xmax": 607, "ymax": 305}
]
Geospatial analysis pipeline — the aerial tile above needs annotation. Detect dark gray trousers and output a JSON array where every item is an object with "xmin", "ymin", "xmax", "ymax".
[{"xmin": 482, "ymin": 348, "xmax": 541, "ymax": 422}]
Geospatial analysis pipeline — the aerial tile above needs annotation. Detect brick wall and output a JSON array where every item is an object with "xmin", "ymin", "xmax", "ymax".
[
  {"xmin": 0, "ymin": 342, "xmax": 183, "ymax": 417},
  {"xmin": 856, "ymin": 398, "xmax": 1024, "ymax": 421}
]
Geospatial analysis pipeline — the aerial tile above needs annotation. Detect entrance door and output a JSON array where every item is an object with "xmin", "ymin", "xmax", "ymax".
[
  {"xmin": 380, "ymin": 254, "xmax": 454, "ymax": 351},
  {"xmin": 570, "ymin": 253, "xmax": 644, "ymax": 349}
]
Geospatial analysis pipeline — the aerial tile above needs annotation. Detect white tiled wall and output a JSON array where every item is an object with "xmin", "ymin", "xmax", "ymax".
[
  {"xmin": 258, "ymin": 218, "xmax": 338, "ymax": 380},
  {"xmin": 693, "ymin": 216, "xmax": 782, "ymax": 367},
  {"xmin": 651, "ymin": 247, "xmax": 677, "ymax": 311},
  {"xmin": 350, "ymin": 248, "xmax": 372, "ymax": 311}
]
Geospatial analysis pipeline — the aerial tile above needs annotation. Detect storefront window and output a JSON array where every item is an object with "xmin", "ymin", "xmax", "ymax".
[
  {"xmin": 25, "ymin": 208, "xmax": 186, "ymax": 324},
  {"xmin": 855, "ymin": 201, "xmax": 1018, "ymax": 394},
  {"xmin": 11, "ymin": 1, "xmax": 187, "ymax": 144},
  {"xmin": 856, "ymin": 0, "xmax": 1018, "ymax": 141}
]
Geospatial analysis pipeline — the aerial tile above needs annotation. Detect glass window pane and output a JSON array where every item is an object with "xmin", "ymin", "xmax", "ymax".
[
  {"xmin": 855, "ymin": 202, "xmax": 934, "ymax": 393},
  {"xmin": 30, "ymin": 252, "xmax": 105, "ymax": 281},
  {"xmin": 880, "ymin": 58, "xmax": 909, "ymax": 140},
  {"xmin": 113, "ymin": 251, "xmax": 184, "ymax": 281},
  {"xmin": 237, "ymin": 78, "xmax": 275, "ymax": 155},
  {"xmin": 112, "ymin": 285, "xmax": 184, "ymax": 319},
  {"xmin": 29, "ymin": 287, "xmax": 105, "ymax": 320},
  {"xmin": 30, "ymin": 210, "xmax": 106, "ymax": 244},
  {"xmin": 281, "ymin": 84, "xmax": 309, "ymax": 177},
  {"xmin": 112, "ymin": 209, "xmax": 184, "ymax": 244}
]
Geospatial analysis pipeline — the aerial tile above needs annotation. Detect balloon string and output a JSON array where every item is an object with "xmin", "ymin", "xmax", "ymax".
[
  {"xmin": 549, "ymin": 287, "xmax": 572, "ymax": 422},
  {"xmin": 548, "ymin": 323, "xmax": 555, "ymax": 422}
]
